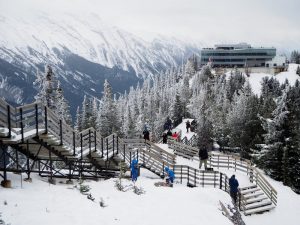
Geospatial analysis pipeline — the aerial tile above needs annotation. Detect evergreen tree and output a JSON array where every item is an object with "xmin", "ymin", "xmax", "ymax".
[
  {"xmin": 34, "ymin": 65, "xmax": 58, "ymax": 110},
  {"xmin": 74, "ymin": 106, "xmax": 82, "ymax": 132},
  {"xmin": 259, "ymin": 88, "xmax": 289, "ymax": 180},
  {"xmin": 171, "ymin": 92, "xmax": 184, "ymax": 127},
  {"xmin": 56, "ymin": 81, "xmax": 72, "ymax": 125},
  {"xmin": 81, "ymin": 95, "xmax": 93, "ymax": 130},
  {"xmin": 97, "ymin": 80, "xmax": 120, "ymax": 136}
]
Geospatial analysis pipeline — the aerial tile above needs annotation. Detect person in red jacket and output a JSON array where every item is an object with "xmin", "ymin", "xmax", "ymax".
[{"xmin": 172, "ymin": 132, "xmax": 179, "ymax": 142}]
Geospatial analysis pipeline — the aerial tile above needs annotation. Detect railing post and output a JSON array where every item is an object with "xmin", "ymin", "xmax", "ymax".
[
  {"xmin": 7, "ymin": 105, "xmax": 11, "ymax": 138},
  {"xmin": 80, "ymin": 133, "xmax": 83, "ymax": 161},
  {"xmin": 220, "ymin": 173, "xmax": 223, "ymax": 190},
  {"xmin": 44, "ymin": 106, "xmax": 48, "ymax": 134},
  {"xmin": 20, "ymin": 108, "xmax": 24, "ymax": 142},
  {"xmin": 116, "ymin": 136, "xmax": 119, "ymax": 154},
  {"xmin": 194, "ymin": 168, "xmax": 197, "ymax": 187},
  {"xmin": 129, "ymin": 151, "xmax": 132, "ymax": 164},
  {"xmin": 113, "ymin": 134, "xmax": 115, "ymax": 156},
  {"xmin": 88, "ymin": 129, "xmax": 91, "ymax": 155},
  {"xmin": 137, "ymin": 149, "xmax": 139, "ymax": 161},
  {"xmin": 162, "ymin": 162, "xmax": 165, "ymax": 177},
  {"xmin": 123, "ymin": 144, "xmax": 126, "ymax": 161},
  {"xmin": 238, "ymin": 191, "xmax": 241, "ymax": 211},
  {"xmin": 106, "ymin": 138, "xmax": 109, "ymax": 161},
  {"xmin": 187, "ymin": 166, "xmax": 190, "ymax": 186},
  {"xmin": 59, "ymin": 120, "xmax": 63, "ymax": 145},
  {"xmin": 94, "ymin": 131, "xmax": 97, "ymax": 152},
  {"xmin": 180, "ymin": 165, "xmax": 183, "ymax": 184},
  {"xmin": 35, "ymin": 104, "xmax": 39, "ymax": 136},
  {"xmin": 73, "ymin": 132, "xmax": 76, "ymax": 156},
  {"xmin": 101, "ymin": 137, "xmax": 104, "ymax": 158}
]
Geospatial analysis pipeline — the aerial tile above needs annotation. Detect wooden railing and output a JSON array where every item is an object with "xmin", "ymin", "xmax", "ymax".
[
  {"xmin": 172, "ymin": 165, "xmax": 230, "ymax": 192},
  {"xmin": 118, "ymin": 138, "xmax": 176, "ymax": 176},
  {"xmin": 168, "ymin": 140, "xmax": 198, "ymax": 159},
  {"xmin": 0, "ymin": 99, "xmax": 123, "ymax": 162},
  {"xmin": 180, "ymin": 134, "xmax": 197, "ymax": 146},
  {"xmin": 208, "ymin": 152, "xmax": 277, "ymax": 206}
]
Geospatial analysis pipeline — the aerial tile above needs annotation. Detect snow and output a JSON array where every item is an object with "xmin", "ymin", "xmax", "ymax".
[
  {"xmin": 2, "ymin": 146, "xmax": 300, "ymax": 225},
  {"xmin": 0, "ymin": 11, "xmax": 201, "ymax": 78},
  {"xmin": 224, "ymin": 64, "xmax": 300, "ymax": 96},
  {"xmin": 0, "ymin": 170, "xmax": 231, "ymax": 225},
  {"xmin": 176, "ymin": 118, "xmax": 196, "ymax": 141}
]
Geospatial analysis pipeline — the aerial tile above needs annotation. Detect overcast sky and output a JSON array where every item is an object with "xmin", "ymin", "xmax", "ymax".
[{"xmin": 1, "ymin": 0, "xmax": 299, "ymax": 50}]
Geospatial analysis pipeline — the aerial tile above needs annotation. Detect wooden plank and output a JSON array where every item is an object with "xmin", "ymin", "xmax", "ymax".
[{"xmin": 244, "ymin": 204, "xmax": 275, "ymax": 215}]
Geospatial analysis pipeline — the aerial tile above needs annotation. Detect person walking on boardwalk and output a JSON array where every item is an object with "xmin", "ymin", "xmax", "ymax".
[
  {"xmin": 143, "ymin": 129, "xmax": 150, "ymax": 141},
  {"xmin": 229, "ymin": 175, "xmax": 239, "ymax": 204},
  {"xmin": 131, "ymin": 159, "xmax": 139, "ymax": 182},
  {"xmin": 198, "ymin": 146, "xmax": 208, "ymax": 170},
  {"xmin": 186, "ymin": 120, "xmax": 191, "ymax": 133},
  {"xmin": 172, "ymin": 132, "xmax": 179, "ymax": 142}
]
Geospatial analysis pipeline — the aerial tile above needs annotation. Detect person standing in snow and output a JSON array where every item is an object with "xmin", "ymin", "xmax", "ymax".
[
  {"xmin": 186, "ymin": 120, "xmax": 191, "ymax": 133},
  {"xmin": 229, "ymin": 175, "xmax": 239, "ymax": 204},
  {"xmin": 131, "ymin": 159, "xmax": 139, "ymax": 182},
  {"xmin": 198, "ymin": 146, "xmax": 208, "ymax": 170},
  {"xmin": 164, "ymin": 166, "xmax": 175, "ymax": 187}
]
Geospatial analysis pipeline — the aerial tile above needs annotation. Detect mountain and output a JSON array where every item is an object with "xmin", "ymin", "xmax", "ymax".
[{"xmin": 0, "ymin": 11, "xmax": 202, "ymax": 115}]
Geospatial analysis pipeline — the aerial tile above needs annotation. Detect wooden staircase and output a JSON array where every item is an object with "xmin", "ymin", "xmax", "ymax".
[{"xmin": 239, "ymin": 185, "xmax": 275, "ymax": 215}]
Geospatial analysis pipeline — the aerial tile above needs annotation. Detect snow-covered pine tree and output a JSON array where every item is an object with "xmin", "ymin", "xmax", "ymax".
[
  {"xmin": 197, "ymin": 100, "xmax": 213, "ymax": 150},
  {"xmin": 33, "ymin": 65, "xmax": 58, "ymax": 110},
  {"xmin": 81, "ymin": 95, "xmax": 93, "ymax": 130},
  {"xmin": 226, "ymin": 81, "xmax": 262, "ymax": 158},
  {"xmin": 56, "ymin": 81, "xmax": 72, "ymax": 125},
  {"xmin": 171, "ymin": 92, "xmax": 184, "ymax": 127},
  {"xmin": 74, "ymin": 106, "xmax": 82, "ymax": 132},
  {"xmin": 283, "ymin": 84, "xmax": 300, "ymax": 192},
  {"xmin": 259, "ymin": 87, "xmax": 290, "ymax": 180},
  {"xmin": 97, "ymin": 80, "xmax": 120, "ymax": 137}
]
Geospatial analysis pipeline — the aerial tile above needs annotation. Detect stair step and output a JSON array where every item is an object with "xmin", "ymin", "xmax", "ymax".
[
  {"xmin": 239, "ymin": 185, "xmax": 257, "ymax": 191},
  {"xmin": 240, "ymin": 187, "xmax": 260, "ymax": 195},
  {"xmin": 243, "ymin": 191, "xmax": 264, "ymax": 199},
  {"xmin": 244, "ymin": 204, "xmax": 275, "ymax": 215},
  {"xmin": 244, "ymin": 195, "xmax": 268, "ymax": 204},
  {"xmin": 244, "ymin": 200, "xmax": 272, "ymax": 210}
]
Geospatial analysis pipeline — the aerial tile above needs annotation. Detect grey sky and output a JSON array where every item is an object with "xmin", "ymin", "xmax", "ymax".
[{"xmin": 1, "ymin": 0, "xmax": 299, "ymax": 49}]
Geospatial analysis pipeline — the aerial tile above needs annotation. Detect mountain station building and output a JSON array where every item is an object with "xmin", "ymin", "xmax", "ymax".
[{"xmin": 200, "ymin": 43, "xmax": 277, "ymax": 68}]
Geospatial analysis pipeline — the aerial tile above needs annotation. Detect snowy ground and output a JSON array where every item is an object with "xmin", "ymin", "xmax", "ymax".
[
  {"xmin": 2, "ymin": 118, "xmax": 300, "ymax": 225},
  {"xmin": 0, "ymin": 170, "xmax": 232, "ymax": 225},
  {"xmin": 224, "ymin": 63, "xmax": 300, "ymax": 96}
]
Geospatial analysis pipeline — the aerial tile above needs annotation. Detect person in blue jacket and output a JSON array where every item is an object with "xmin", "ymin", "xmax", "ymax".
[
  {"xmin": 229, "ymin": 175, "xmax": 239, "ymax": 204},
  {"xmin": 164, "ymin": 166, "xmax": 175, "ymax": 187},
  {"xmin": 131, "ymin": 159, "xmax": 139, "ymax": 182}
]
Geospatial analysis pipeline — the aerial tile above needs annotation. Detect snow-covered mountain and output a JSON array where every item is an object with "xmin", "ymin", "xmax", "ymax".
[{"xmin": 0, "ymin": 11, "xmax": 201, "ymax": 114}]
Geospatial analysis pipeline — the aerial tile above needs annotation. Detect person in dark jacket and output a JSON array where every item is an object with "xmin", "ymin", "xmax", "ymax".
[
  {"xmin": 162, "ymin": 133, "xmax": 168, "ymax": 144},
  {"xmin": 143, "ymin": 129, "xmax": 150, "ymax": 141},
  {"xmin": 229, "ymin": 175, "xmax": 239, "ymax": 204},
  {"xmin": 186, "ymin": 120, "xmax": 191, "ymax": 133},
  {"xmin": 166, "ymin": 129, "xmax": 172, "ymax": 137},
  {"xmin": 131, "ymin": 159, "xmax": 139, "ymax": 182},
  {"xmin": 198, "ymin": 146, "xmax": 208, "ymax": 170}
]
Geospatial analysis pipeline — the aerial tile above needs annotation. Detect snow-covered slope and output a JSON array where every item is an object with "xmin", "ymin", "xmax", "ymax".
[
  {"xmin": 225, "ymin": 64, "xmax": 300, "ymax": 96},
  {"xmin": 0, "ymin": 12, "xmax": 201, "ymax": 78},
  {"xmin": 0, "ymin": 10, "xmax": 201, "ymax": 114}
]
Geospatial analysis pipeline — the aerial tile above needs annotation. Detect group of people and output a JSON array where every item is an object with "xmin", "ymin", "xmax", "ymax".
[{"xmin": 130, "ymin": 158, "xmax": 175, "ymax": 187}]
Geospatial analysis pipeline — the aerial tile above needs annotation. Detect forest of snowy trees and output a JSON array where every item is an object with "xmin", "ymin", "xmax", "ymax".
[{"xmin": 35, "ymin": 58, "xmax": 300, "ymax": 194}]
